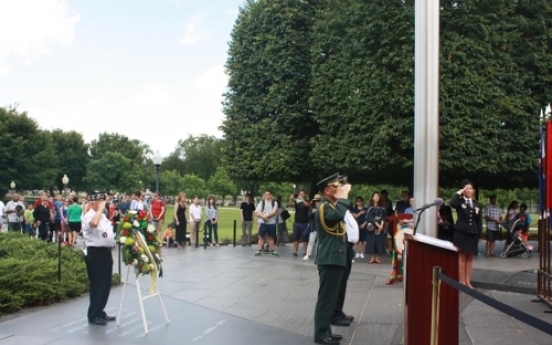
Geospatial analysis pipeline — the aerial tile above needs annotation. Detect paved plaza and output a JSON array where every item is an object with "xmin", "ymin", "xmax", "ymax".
[{"xmin": 0, "ymin": 240, "xmax": 551, "ymax": 345}]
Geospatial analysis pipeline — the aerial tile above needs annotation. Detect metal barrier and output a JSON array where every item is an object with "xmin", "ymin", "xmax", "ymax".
[
  {"xmin": 537, "ymin": 218, "xmax": 552, "ymax": 311},
  {"xmin": 430, "ymin": 266, "xmax": 552, "ymax": 345},
  {"xmin": 233, "ymin": 220, "xmax": 237, "ymax": 247}
]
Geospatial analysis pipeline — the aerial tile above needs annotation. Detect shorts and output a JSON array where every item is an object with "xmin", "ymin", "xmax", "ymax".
[
  {"xmin": 519, "ymin": 232, "xmax": 529, "ymax": 242},
  {"xmin": 24, "ymin": 223, "xmax": 33, "ymax": 233},
  {"xmin": 258, "ymin": 223, "xmax": 276, "ymax": 239},
  {"xmin": 293, "ymin": 222, "xmax": 309, "ymax": 241},
  {"xmin": 68, "ymin": 222, "xmax": 82, "ymax": 232},
  {"xmin": 53, "ymin": 219, "xmax": 62, "ymax": 231},
  {"xmin": 486, "ymin": 230, "xmax": 499, "ymax": 241},
  {"xmin": 8, "ymin": 222, "xmax": 21, "ymax": 231}
]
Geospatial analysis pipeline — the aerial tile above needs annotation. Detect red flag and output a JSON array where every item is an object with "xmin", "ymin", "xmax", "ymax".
[{"xmin": 546, "ymin": 120, "xmax": 552, "ymax": 208}]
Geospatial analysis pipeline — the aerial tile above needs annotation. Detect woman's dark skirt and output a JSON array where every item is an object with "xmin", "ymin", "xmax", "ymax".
[{"xmin": 453, "ymin": 231, "xmax": 478, "ymax": 254}]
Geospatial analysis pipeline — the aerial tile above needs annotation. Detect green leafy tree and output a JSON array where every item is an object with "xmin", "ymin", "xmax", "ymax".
[
  {"xmin": 84, "ymin": 151, "xmax": 142, "ymax": 193},
  {"xmin": 207, "ymin": 167, "xmax": 237, "ymax": 199},
  {"xmin": 182, "ymin": 174, "xmax": 208, "ymax": 199},
  {"xmin": 221, "ymin": 0, "xmax": 318, "ymax": 183},
  {"xmin": 159, "ymin": 170, "xmax": 185, "ymax": 197},
  {"xmin": 223, "ymin": 0, "xmax": 547, "ymax": 189},
  {"xmin": 175, "ymin": 135, "xmax": 223, "ymax": 181},
  {"xmin": 50, "ymin": 129, "xmax": 88, "ymax": 193},
  {"xmin": 160, "ymin": 152, "xmax": 186, "ymax": 175},
  {"xmin": 86, "ymin": 133, "xmax": 152, "ymax": 191},
  {"xmin": 0, "ymin": 107, "xmax": 57, "ymax": 195}
]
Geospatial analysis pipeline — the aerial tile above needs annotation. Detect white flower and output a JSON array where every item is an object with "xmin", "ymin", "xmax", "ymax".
[
  {"xmin": 155, "ymin": 253, "xmax": 160, "ymax": 260},
  {"xmin": 133, "ymin": 220, "xmax": 140, "ymax": 227},
  {"xmin": 119, "ymin": 236, "xmax": 127, "ymax": 244},
  {"xmin": 147, "ymin": 224, "xmax": 156, "ymax": 233},
  {"xmin": 132, "ymin": 261, "xmax": 138, "ymax": 266},
  {"xmin": 141, "ymin": 254, "xmax": 149, "ymax": 263}
]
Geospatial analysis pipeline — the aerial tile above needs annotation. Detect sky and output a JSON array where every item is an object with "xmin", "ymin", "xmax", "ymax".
[{"xmin": 0, "ymin": 0, "xmax": 245, "ymax": 157}]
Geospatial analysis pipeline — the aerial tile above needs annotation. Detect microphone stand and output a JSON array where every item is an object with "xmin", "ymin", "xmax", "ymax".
[{"xmin": 412, "ymin": 208, "xmax": 427, "ymax": 236}]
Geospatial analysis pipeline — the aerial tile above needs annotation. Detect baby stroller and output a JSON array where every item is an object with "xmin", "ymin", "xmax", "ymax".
[{"xmin": 500, "ymin": 219, "xmax": 532, "ymax": 259}]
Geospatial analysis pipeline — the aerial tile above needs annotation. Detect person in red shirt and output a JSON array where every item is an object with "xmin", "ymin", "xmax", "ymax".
[
  {"xmin": 34, "ymin": 191, "xmax": 54, "ymax": 209},
  {"xmin": 148, "ymin": 192, "xmax": 166, "ymax": 237}
]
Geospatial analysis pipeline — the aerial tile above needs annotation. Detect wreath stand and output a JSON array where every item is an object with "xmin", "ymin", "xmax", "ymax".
[{"xmin": 116, "ymin": 265, "xmax": 170, "ymax": 334}]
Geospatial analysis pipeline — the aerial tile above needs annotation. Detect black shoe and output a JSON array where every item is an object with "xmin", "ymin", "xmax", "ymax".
[
  {"xmin": 315, "ymin": 337, "xmax": 340, "ymax": 344},
  {"xmin": 330, "ymin": 318, "xmax": 351, "ymax": 326},
  {"xmin": 105, "ymin": 315, "xmax": 116, "ymax": 322},
  {"xmin": 88, "ymin": 317, "xmax": 107, "ymax": 326},
  {"xmin": 330, "ymin": 334, "xmax": 343, "ymax": 341},
  {"xmin": 292, "ymin": 252, "xmax": 298, "ymax": 257},
  {"xmin": 342, "ymin": 314, "xmax": 354, "ymax": 322}
]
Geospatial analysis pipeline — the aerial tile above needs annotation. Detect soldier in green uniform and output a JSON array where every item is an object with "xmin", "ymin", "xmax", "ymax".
[{"xmin": 313, "ymin": 173, "xmax": 351, "ymax": 345}]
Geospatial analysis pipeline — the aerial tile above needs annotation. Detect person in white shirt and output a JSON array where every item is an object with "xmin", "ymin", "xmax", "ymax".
[
  {"xmin": 129, "ymin": 190, "xmax": 144, "ymax": 211},
  {"xmin": 5, "ymin": 194, "xmax": 25, "ymax": 232},
  {"xmin": 82, "ymin": 191, "xmax": 116, "ymax": 326},
  {"xmin": 189, "ymin": 196, "xmax": 202, "ymax": 247},
  {"xmin": 0, "ymin": 200, "xmax": 5, "ymax": 232}
]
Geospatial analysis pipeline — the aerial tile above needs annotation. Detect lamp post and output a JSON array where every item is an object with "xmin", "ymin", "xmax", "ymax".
[
  {"xmin": 58, "ymin": 174, "xmax": 69, "ymax": 283},
  {"xmin": 153, "ymin": 150, "xmax": 162, "ymax": 192},
  {"xmin": 10, "ymin": 181, "xmax": 15, "ymax": 194},
  {"xmin": 292, "ymin": 184, "xmax": 297, "ymax": 196},
  {"xmin": 62, "ymin": 174, "xmax": 69, "ymax": 198}
]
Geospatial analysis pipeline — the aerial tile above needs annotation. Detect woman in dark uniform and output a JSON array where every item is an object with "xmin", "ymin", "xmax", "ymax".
[{"xmin": 450, "ymin": 179, "xmax": 482, "ymax": 288}]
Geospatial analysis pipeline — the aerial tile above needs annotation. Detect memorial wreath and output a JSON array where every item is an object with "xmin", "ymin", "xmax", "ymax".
[{"xmin": 118, "ymin": 210, "xmax": 162, "ymax": 280}]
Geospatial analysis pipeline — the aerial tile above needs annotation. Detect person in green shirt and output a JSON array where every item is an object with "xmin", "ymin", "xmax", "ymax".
[
  {"xmin": 67, "ymin": 197, "xmax": 83, "ymax": 247},
  {"xmin": 24, "ymin": 203, "xmax": 35, "ymax": 238}
]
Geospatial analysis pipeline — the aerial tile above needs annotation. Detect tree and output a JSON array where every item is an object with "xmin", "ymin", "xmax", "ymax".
[
  {"xmin": 0, "ymin": 107, "xmax": 57, "ymax": 195},
  {"xmin": 50, "ymin": 129, "xmax": 88, "ymax": 193},
  {"xmin": 182, "ymin": 174, "xmax": 208, "ymax": 199},
  {"xmin": 221, "ymin": 0, "xmax": 318, "ymax": 183},
  {"xmin": 160, "ymin": 152, "xmax": 186, "ymax": 175},
  {"xmin": 175, "ymin": 135, "xmax": 223, "ymax": 181},
  {"xmin": 223, "ymin": 0, "xmax": 547, "ymax": 189},
  {"xmin": 86, "ymin": 133, "xmax": 152, "ymax": 192},
  {"xmin": 159, "ymin": 170, "xmax": 185, "ymax": 197},
  {"xmin": 207, "ymin": 167, "xmax": 237, "ymax": 199},
  {"xmin": 84, "ymin": 151, "xmax": 142, "ymax": 193}
]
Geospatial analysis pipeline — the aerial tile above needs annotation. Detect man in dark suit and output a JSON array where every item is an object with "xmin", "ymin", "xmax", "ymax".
[{"xmin": 313, "ymin": 173, "xmax": 351, "ymax": 345}]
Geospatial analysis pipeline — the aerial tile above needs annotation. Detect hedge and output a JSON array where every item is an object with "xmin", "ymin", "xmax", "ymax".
[{"xmin": 0, "ymin": 232, "xmax": 89, "ymax": 315}]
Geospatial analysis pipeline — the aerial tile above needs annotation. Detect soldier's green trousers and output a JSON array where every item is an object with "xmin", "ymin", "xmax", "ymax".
[{"xmin": 314, "ymin": 264, "xmax": 345, "ymax": 340}]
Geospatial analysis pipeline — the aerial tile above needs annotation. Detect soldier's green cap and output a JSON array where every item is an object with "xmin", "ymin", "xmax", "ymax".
[{"xmin": 316, "ymin": 173, "xmax": 340, "ymax": 189}]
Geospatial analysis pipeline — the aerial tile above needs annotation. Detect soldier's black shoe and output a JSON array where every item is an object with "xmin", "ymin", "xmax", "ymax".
[
  {"xmin": 88, "ymin": 317, "xmax": 107, "ymax": 326},
  {"xmin": 342, "ymin": 314, "xmax": 354, "ymax": 322},
  {"xmin": 314, "ymin": 337, "xmax": 340, "ymax": 344},
  {"xmin": 330, "ymin": 318, "xmax": 351, "ymax": 326},
  {"xmin": 105, "ymin": 315, "xmax": 116, "ymax": 322},
  {"xmin": 330, "ymin": 334, "xmax": 342, "ymax": 340}
]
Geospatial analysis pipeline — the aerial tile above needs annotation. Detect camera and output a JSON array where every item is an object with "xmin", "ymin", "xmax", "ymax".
[{"xmin": 86, "ymin": 190, "xmax": 107, "ymax": 201}]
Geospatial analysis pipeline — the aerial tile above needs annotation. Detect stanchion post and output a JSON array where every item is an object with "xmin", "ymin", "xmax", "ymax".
[
  {"xmin": 430, "ymin": 266, "xmax": 442, "ymax": 345},
  {"xmin": 233, "ymin": 220, "xmax": 237, "ymax": 247},
  {"xmin": 204, "ymin": 221, "xmax": 208, "ymax": 249},
  {"xmin": 58, "ymin": 234, "xmax": 62, "ymax": 281},
  {"xmin": 195, "ymin": 222, "xmax": 199, "ymax": 248}
]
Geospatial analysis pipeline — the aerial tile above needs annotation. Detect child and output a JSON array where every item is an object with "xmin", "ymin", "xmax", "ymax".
[
  {"xmin": 163, "ymin": 223, "xmax": 175, "ymax": 248},
  {"xmin": 24, "ymin": 203, "xmax": 35, "ymax": 239},
  {"xmin": 514, "ymin": 204, "xmax": 533, "ymax": 250}
]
